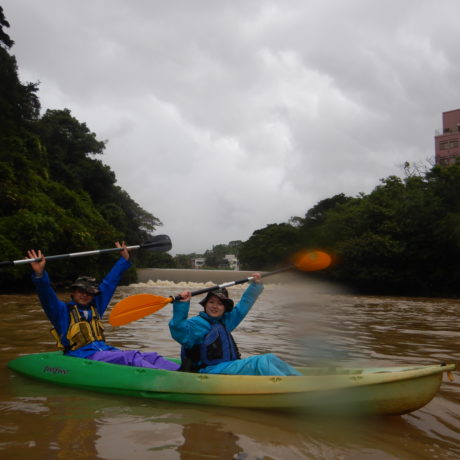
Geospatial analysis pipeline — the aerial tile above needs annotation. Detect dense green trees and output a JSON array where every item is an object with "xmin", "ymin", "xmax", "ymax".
[
  {"xmin": 0, "ymin": 8, "xmax": 164, "ymax": 291},
  {"xmin": 238, "ymin": 224, "xmax": 301, "ymax": 270},
  {"xmin": 239, "ymin": 164, "xmax": 460, "ymax": 297}
]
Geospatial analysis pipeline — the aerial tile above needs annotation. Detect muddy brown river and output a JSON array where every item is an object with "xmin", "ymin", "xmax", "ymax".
[{"xmin": 1, "ymin": 270, "xmax": 459, "ymax": 459}]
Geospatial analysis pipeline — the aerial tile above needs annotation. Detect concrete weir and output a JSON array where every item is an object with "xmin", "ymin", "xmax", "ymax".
[
  {"xmin": 136, "ymin": 268, "xmax": 255, "ymax": 284},
  {"xmin": 136, "ymin": 268, "xmax": 296, "ymax": 285}
]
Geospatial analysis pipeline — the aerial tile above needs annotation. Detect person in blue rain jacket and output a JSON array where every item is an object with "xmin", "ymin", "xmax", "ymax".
[
  {"xmin": 27, "ymin": 243, "xmax": 179, "ymax": 371},
  {"xmin": 169, "ymin": 275, "xmax": 301, "ymax": 376}
]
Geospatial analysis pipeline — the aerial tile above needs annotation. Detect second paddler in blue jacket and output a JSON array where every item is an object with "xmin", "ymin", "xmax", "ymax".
[{"xmin": 169, "ymin": 274, "xmax": 302, "ymax": 376}]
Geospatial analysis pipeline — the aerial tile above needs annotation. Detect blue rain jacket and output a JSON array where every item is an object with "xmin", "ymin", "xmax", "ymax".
[
  {"xmin": 169, "ymin": 282, "xmax": 264, "ymax": 348},
  {"xmin": 170, "ymin": 282, "xmax": 302, "ymax": 376},
  {"xmin": 32, "ymin": 257, "xmax": 131, "ymax": 358}
]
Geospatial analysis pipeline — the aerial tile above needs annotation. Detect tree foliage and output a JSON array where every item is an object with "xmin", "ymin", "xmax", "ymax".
[
  {"xmin": 239, "ymin": 164, "xmax": 460, "ymax": 297},
  {"xmin": 238, "ymin": 224, "xmax": 301, "ymax": 270},
  {"xmin": 0, "ymin": 11, "xmax": 165, "ymax": 290}
]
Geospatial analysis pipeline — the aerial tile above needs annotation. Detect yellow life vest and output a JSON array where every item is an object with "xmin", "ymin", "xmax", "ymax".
[{"xmin": 51, "ymin": 305, "xmax": 106, "ymax": 351}]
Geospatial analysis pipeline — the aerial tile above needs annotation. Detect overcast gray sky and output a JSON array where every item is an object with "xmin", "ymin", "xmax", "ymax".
[{"xmin": 3, "ymin": 0, "xmax": 460, "ymax": 254}]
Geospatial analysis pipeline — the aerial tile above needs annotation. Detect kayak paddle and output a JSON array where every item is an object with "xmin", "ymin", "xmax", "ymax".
[
  {"xmin": 0, "ymin": 234, "xmax": 172, "ymax": 268},
  {"xmin": 109, "ymin": 249, "xmax": 332, "ymax": 326}
]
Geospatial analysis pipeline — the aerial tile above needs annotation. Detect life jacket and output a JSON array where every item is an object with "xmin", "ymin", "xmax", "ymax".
[
  {"xmin": 50, "ymin": 304, "xmax": 106, "ymax": 352},
  {"xmin": 180, "ymin": 319, "xmax": 240, "ymax": 372}
]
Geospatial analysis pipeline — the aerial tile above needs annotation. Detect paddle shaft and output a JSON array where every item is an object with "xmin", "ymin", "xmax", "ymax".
[
  {"xmin": 0, "ymin": 235, "xmax": 172, "ymax": 268},
  {"xmin": 173, "ymin": 265, "xmax": 294, "ymax": 301},
  {"xmin": 0, "ymin": 246, "xmax": 141, "ymax": 268}
]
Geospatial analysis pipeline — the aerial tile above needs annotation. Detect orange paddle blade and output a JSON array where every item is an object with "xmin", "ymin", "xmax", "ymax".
[
  {"xmin": 109, "ymin": 294, "xmax": 172, "ymax": 327},
  {"xmin": 293, "ymin": 250, "xmax": 332, "ymax": 272}
]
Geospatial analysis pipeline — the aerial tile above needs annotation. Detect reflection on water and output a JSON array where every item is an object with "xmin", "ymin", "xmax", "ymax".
[{"xmin": 1, "ymin": 271, "xmax": 460, "ymax": 459}]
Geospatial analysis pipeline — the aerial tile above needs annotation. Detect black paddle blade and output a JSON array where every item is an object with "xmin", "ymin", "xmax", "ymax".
[{"xmin": 140, "ymin": 234, "xmax": 172, "ymax": 252}]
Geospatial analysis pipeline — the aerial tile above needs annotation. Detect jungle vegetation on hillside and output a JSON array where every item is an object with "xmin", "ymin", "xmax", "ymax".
[{"xmin": 0, "ymin": 7, "xmax": 168, "ymax": 290}]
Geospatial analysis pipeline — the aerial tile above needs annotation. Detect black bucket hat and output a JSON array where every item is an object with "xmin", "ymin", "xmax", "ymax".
[
  {"xmin": 199, "ymin": 288, "xmax": 234, "ymax": 312},
  {"xmin": 70, "ymin": 276, "xmax": 101, "ymax": 296}
]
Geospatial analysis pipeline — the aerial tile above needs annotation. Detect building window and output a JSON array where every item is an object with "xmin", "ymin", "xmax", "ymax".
[
  {"xmin": 440, "ymin": 158, "xmax": 449, "ymax": 166},
  {"xmin": 440, "ymin": 139, "xmax": 459, "ymax": 150}
]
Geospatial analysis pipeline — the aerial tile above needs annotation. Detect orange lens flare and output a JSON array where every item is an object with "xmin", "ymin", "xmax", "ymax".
[{"xmin": 293, "ymin": 250, "xmax": 332, "ymax": 272}]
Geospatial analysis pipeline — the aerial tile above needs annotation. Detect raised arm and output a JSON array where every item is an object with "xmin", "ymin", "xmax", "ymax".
[
  {"xmin": 96, "ymin": 241, "xmax": 132, "ymax": 316},
  {"xmin": 224, "ymin": 274, "xmax": 264, "ymax": 331},
  {"xmin": 27, "ymin": 249, "xmax": 66, "ymax": 327},
  {"xmin": 169, "ymin": 292, "xmax": 210, "ymax": 348}
]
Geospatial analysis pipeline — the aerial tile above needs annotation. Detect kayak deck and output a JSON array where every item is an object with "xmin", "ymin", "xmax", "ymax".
[{"xmin": 8, "ymin": 352, "xmax": 455, "ymax": 415}]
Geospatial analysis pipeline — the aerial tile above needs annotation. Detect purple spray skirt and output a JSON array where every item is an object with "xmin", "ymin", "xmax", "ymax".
[{"xmin": 88, "ymin": 350, "xmax": 180, "ymax": 371}]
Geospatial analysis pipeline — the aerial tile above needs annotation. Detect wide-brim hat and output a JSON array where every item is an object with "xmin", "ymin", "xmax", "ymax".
[
  {"xmin": 199, "ymin": 288, "xmax": 234, "ymax": 312},
  {"xmin": 70, "ymin": 276, "xmax": 101, "ymax": 296}
]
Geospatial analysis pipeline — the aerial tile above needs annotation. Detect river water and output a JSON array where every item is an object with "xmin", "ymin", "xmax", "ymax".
[{"xmin": 1, "ymin": 270, "xmax": 460, "ymax": 459}]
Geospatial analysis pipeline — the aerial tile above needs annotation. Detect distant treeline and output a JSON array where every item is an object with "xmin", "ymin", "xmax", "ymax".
[{"xmin": 1, "ymin": 8, "xmax": 459, "ymax": 297}]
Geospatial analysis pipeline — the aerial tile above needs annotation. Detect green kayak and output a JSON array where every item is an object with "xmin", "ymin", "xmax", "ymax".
[{"xmin": 8, "ymin": 352, "xmax": 455, "ymax": 415}]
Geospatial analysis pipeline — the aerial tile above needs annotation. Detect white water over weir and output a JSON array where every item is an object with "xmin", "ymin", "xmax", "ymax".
[
  {"xmin": 137, "ymin": 268, "xmax": 268, "ymax": 284},
  {"xmin": 134, "ymin": 268, "xmax": 338, "ymax": 295}
]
